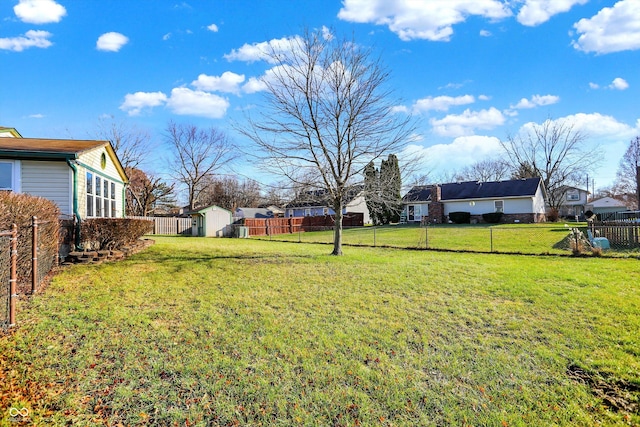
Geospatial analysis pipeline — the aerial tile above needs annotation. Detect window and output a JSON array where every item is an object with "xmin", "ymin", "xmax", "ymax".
[
  {"xmin": 494, "ymin": 200, "xmax": 504, "ymax": 213},
  {"xmin": 305, "ymin": 208, "xmax": 311, "ymax": 216},
  {"xmin": 323, "ymin": 207, "xmax": 329, "ymax": 215},
  {"xmin": 86, "ymin": 172, "xmax": 117, "ymax": 218},
  {"xmin": 566, "ymin": 191, "xmax": 580, "ymax": 201},
  {"xmin": 0, "ymin": 162, "xmax": 14, "ymax": 190}
]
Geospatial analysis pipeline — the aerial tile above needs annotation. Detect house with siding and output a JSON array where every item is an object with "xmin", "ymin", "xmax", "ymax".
[
  {"xmin": 403, "ymin": 177, "xmax": 547, "ymax": 224},
  {"xmin": 0, "ymin": 134, "xmax": 128, "ymax": 220},
  {"xmin": 284, "ymin": 186, "xmax": 371, "ymax": 225}
]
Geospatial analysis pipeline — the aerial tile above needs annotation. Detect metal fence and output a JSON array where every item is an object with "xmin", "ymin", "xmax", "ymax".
[
  {"xmin": 127, "ymin": 216, "xmax": 192, "ymax": 235},
  {"xmin": 255, "ymin": 223, "xmax": 640, "ymax": 257},
  {"xmin": 1, "ymin": 225, "xmax": 17, "ymax": 329}
]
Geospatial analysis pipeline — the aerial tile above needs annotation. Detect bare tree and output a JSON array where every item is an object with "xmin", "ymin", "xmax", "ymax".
[
  {"xmin": 199, "ymin": 176, "xmax": 262, "ymax": 212},
  {"xmin": 454, "ymin": 158, "xmax": 511, "ymax": 182},
  {"xmin": 614, "ymin": 136, "xmax": 640, "ymax": 210},
  {"xmin": 237, "ymin": 28, "xmax": 413, "ymax": 255},
  {"xmin": 501, "ymin": 118, "xmax": 599, "ymax": 211},
  {"xmin": 93, "ymin": 115, "xmax": 152, "ymax": 170},
  {"xmin": 165, "ymin": 121, "xmax": 237, "ymax": 211},
  {"xmin": 126, "ymin": 168, "xmax": 175, "ymax": 216}
]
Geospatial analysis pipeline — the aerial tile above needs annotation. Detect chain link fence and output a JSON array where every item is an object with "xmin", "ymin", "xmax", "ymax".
[{"xmin": 255, "ymin": 223, "xmax": 640, "ymax": 257}]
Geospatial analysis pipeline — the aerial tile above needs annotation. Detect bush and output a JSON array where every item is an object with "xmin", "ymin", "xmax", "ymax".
[
  {"xmin": 448, "ymin": 211, "xmax": 471, "ymax": 224},
  {"xmin": 482, "ymin": 212, "xmax": 503, "ymax": 224},
  {"xmin": 80, "ymin": 218, "xmax": 153, "ymax": 250},
  {"xmin": 0, "ymin": 192, "xmax": 61, "ymax": 293},
  {"xmin": 547, "ymin": 208, "xmax": 560, "ymax": 222}
]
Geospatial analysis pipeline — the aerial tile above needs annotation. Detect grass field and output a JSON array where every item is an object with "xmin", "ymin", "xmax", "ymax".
[
  {"xmin": 257, "ymin": 223, "xmax": 639, "ymax": 256},
  {"xmin": 1, "ymin": 236, "xmax": 639, "ymax": 426}
]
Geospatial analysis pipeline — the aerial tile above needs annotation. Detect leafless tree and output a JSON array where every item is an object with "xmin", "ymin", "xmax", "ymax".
[
  {"xmin": 501, "ymin": 118, "xmax": 599, "ymax": 211},
  {"xmin": 237, "ymin": 28, "xmax": 414, "ymax": 255},
  {"xmin": 199, "ymin": 176, "xmax": 262, "ymax": 212},
  {"xmin": 453, "ymin": 158, "xmax": 510, "ymax": 182},
  {"xmin": 165, "ymin": 121, "xmax": 237, "ymax": 211},
  {"xmin": 93, "ymin": 115, "xmax": 152, "ymax": 170},
  {"xmin": 126, "ymin": 168, "xmax": 175, "ymax": 216},
  {"xmin": 614, "ymin": 136, "xmax": 640, "ymax": 210}
]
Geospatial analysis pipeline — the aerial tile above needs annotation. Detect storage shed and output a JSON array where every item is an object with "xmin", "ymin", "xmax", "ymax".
[{"xmin": 188, "ymin": 205, "xmax": 233, "ymax": 237}]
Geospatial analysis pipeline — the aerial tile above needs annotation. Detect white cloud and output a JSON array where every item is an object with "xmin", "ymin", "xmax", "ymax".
[
  {"xmin": 589, "ymin": 82, "xmax": 600, "ymax": 89},
  {"xmin": 573, "ymin": 0, "xmax": 640, "ymax": 54},
  {"xmin": 163, "ymin": 33, "xmax": 172, "ymax": 41},
  {"xmin": 166, "ymin": 87, "xmax": 229, "ymax": 118},
  {"xmin": 430, "ymin": 107, "xmax": 505, "ymax": 137},
  {"xmin": 511, "ymin": 94, "xmax": 560, "ymax": 109},
  {"xmin": 14, "ymin": 0, "xmax": 66, "ymax": 24},
  {"xmin": 224, "ymin": 36, "xmax": 301, "ymax": 63},
  {"xmin": 517, "ymin": 0, "xmax": 587, "ymax": 26},
  {"xmin": 119, "ymin": 91, "xmax": 168, "ymax": 116},
  {"xmin": 413, "ymin": 95, "xmax": 475, "ymax": 113},
  {"xmin": 479, "ymin": 29, "xmax": 492, "ymax": 37},
  {"xmin": 392, "ymin": 105, "xmax": 410, "ymax": 114},
  {"xmin": 242, "ymin": 76, "xmax": 268, "ymax": 94},
  {"xmin": 0, "ymin": 30, "xmax": 52, "ymax": 52},
  {"xmin": 96, "ymin": 32, "xmax": 129, "ymax": 52},
  {"xmin": 28, "ymin": 113, "xmax": 44, "ymax": 119},
  {"xmin": 207, "ymin": 24, "xmax": 219, "ymax": 32},
  {"xmin": 337, "ymin": 0, "xmax": 512, "ymax": 41},
  {"xmin": 321, "ymin": 26, "xmax": 334, "ymax": 41},
  {"xmin": 609, "ymin": 77, "xmax": 629, "ymax": 90},
  {"xmin": 191, "ymin": 72, "xmax": 245, "ymax": 94}
]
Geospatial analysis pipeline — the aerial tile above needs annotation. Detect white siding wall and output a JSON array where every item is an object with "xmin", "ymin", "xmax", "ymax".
[
  {"xmin": 346, "ymin": 194, "xmax": 371, "ymax": 224},
  {"xmin": 204, "ymin": 207, "xmax": 233, "ymax": 237},
  {"xmin": 444, "ymin": 198, "xmax": 534, "ymax": 216},
  {"xmin": 77, "ymin": 147, "xmax": 126, "ymax": 218},
  {"xmin": 21, "ymin": 160, "xmax": 72, "ymax": 215},
  {"xmin": 532, "ymin": 187, "xmax": 546, "ymax": 215}
]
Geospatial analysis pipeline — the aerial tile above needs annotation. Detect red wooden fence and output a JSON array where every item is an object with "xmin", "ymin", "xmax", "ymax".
[{"xmin": 240, "ymin": 214, "xmax": 364, "ymax": 236}]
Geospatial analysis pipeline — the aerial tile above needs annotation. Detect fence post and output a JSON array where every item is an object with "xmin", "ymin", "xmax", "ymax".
[
  {"xmin": 490, "ymin": 227, "xmax": 493, "ymax": 252},
  {"xmin": 9, "ymin": 224, "xmax": 17, "ymax": 327},
  {"xmin": 32, "ymin": 216, "xmax": 38, "ymax": 294},
  {"xmin": 373, "ymin": 226, "xmax": 376, "ymax": 247},
  {"xmin": 425, "ymin": 225, "xmax": 428, "ymax": 249}
]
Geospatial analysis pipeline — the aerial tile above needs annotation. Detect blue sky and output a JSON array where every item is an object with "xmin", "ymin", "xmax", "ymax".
[{"xmin": 2, "ymin": 0, "xmax": 639, "ymax": 191}]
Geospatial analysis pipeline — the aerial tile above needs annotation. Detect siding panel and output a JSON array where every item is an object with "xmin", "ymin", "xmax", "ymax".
[{"xmin": 21, "ymin": 160, "xmax": 71, "ymax": 215}]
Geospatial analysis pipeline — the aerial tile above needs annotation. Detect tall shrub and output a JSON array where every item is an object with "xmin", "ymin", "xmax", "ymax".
[{"xmin": 80, "ymin": 218, "xmax": 153, "ymax": 250}]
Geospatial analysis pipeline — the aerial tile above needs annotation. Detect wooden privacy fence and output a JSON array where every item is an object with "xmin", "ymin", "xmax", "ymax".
[
  {"xmin": 128, "ymin": 216, "xmax": 192, "ymax": 235},
  {"xmin": 593, "ymin": 222, "xmax": 640, "ymax": 248},
  {"xmin": 240, "ymin": 214, "xmax": 364, "ymax": 236}
]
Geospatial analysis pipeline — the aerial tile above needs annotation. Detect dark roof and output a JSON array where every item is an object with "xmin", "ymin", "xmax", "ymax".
[
  {"xmin": 402, "ymin": 186, "xmax": 432, "ymax": 203},
  {"xmin": 403, "ymin": 178, "xmax": 542, "ymax": 202}
]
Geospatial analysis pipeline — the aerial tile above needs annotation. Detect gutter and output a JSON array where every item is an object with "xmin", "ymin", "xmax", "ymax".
[{"xmin": 66, "ymin": 159, "xmax": 82, "ymax": 249}]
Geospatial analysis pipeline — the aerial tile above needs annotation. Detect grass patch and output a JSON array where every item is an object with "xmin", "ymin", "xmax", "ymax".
[{"xmin": 1, "ymin": 237, "xmax": 638, "ymax": 426}]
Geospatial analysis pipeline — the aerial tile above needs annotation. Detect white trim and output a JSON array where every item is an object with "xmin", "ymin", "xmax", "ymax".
[{"xmin": 0, "ymin": 159, "xmax": 21, "ymax": 191}]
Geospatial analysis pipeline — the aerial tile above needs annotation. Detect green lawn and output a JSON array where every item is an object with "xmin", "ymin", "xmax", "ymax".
[
  {"xmin": 259, "ymin": 223, "xmax": 639, "ymax": 256},
  {"xmin": 1, "ymin": 237, "xmax": 638, "ymax": 426}
]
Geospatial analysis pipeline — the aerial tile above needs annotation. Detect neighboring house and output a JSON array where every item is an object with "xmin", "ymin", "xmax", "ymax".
[
  {"xmin": 586, "ymin": 197, "xmax": 629, "ymax": 219},
  {"xmin": 0, "ymin": 135, "xmax": 128, "ymax": 220},
  {"xmin": 188, "ymin": 204, "xmax": 233, "ymax": 237},
  {"xmin": 549, "ymin": 185, "xmax": 590, "ymax": 218},
  {"xmin": 402, "ymin": 177, "xmax": 547, "ymax": 223},
  {"xmin": 284, "ymin": 186, "xmax": 371, "ymax": 225},
  {"xmin": 235, "ymin": 207, "xmax": 275, "ymax": 219}
]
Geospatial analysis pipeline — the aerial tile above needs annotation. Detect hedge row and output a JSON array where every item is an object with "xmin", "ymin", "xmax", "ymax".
[{"xmin": 80, "ymin": 218, "xmax": 153, "ymax": 250}]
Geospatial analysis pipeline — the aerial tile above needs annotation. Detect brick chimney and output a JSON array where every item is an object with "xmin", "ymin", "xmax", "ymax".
[{"xmin": 427, "ymin": 184, "xmax": 445, "ymax": 223}]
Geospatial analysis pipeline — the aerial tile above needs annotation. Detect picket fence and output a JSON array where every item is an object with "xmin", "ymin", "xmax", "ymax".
[{"xmin": 127, "ymin": 216, "xmax": 192, "ymax": 235}]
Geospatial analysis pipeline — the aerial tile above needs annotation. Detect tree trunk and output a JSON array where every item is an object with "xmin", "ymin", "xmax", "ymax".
[{"xmin": 332, "ymin": 200, "xmax": 344, "ymax": 256}]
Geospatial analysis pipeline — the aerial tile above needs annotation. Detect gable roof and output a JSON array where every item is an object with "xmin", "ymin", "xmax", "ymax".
[
  {"xmin": 0, "ymin": 137, "xmax": 128, "ymax": 184},
  {"xmin": 0, "ymin": 127, "xmax": 22, "ymax": 137},
  {"xmin": 235, "ymin": 207, "xmax": 274, "ymax": 218},
  {"xmin": 587, "ymin": 197, "xmax": 628, "ymax": 209},
  {"xmin": 403, "ymin": 177, "xmax": 543, "ymax": 202},
  {"xmin": 0, "ymin": 137, "xmax": 107, "ymax": 158}
]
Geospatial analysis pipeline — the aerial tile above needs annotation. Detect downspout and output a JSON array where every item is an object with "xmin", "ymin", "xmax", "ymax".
[{"xmin": 66, "ymin": 159, "xmax": 82, "ymax": 249}]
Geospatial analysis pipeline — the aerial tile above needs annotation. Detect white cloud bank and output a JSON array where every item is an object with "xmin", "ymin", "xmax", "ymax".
[
  {"xmin": 573, "ymin": 0, "xmax": 640, "ymax": 54},
  {"xmin": 413, "ymin": 95, "xmax": 476, "ymax": 113},
  {"xmin": 511, "ymin": 94, "xmax": 560, "ymax": 109},
  {"xmin": 192, "ymin": 72, "xmax": 245, "ymax": 94},
  {"xmin": 430, "ymin": 107, "xmax": 506, "ymax": 137},
  {"xmin": 0, "ymin": 30, "xmax": 52, "ymax": 51},
  {"xmin": 517, "ymin": 0, "xmax": 587, "ymax": 26},
  {"xmin": 14, "ymin": 0, "xmax": 66, "ymax": 24},
  {"xmin": 96, "ymin": 32, "xmax": 129, "ymax": 52},
  {"xmin": 120, "ymin": 86, "xmax": 230, "ymax": 119}
]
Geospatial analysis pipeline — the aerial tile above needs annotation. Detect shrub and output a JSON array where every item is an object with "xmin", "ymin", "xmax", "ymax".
[
  {"xmin": 547, "ymin": 208, "xmax": 560, "ymax": 222},
  {"xmin": 482, "ymin": 212, "xmax": 503, "ymax": 224},
  {"xmin": 80, "ymin": 218, "xmax": 153, "ymax": 250},
  {"xmin": 0, "ymin": 192, "xmax": 61, "ymax": 293},
  {"xmin": 448, "ymin": 211, "xmax": 471, "ymax": 224}
]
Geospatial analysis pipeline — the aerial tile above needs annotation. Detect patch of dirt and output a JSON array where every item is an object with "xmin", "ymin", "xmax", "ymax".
[{"xmin": 567, "ymin": 364, "xmax": 640, "ymax": 414}]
